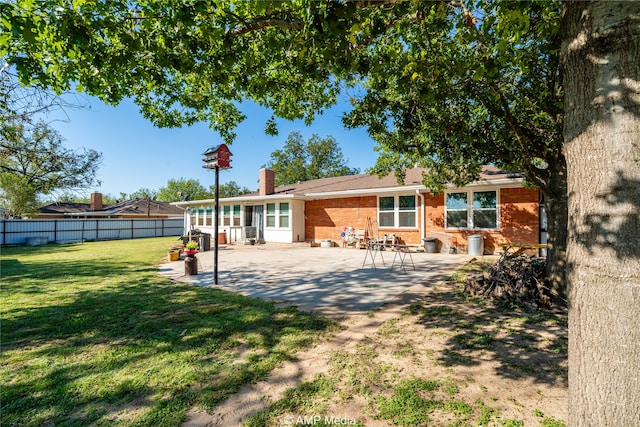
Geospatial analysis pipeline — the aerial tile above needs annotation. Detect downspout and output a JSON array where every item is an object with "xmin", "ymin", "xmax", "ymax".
[{"xmin": 416, "ymin": 190, "xmax": 425, "ymax": 240}]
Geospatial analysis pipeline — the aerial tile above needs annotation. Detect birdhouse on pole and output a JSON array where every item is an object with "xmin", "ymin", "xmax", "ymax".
[{"xmin": 203, "ymin": 144, "xmax": 233, "ymax": 169}]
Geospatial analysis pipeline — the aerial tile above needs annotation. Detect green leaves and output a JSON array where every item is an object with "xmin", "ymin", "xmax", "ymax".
[
  {"xmin": 4, "ymin": 0, "xmax": 564, "ymax": 197},
  {"xmin": 264, "ymin": 131, "xmax": 360, "ymax": 186},
  {"xmin": 0, "ymin": 120, "xmax": 103, "ymax": 215}
]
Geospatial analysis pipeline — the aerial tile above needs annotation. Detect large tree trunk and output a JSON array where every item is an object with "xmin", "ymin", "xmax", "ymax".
[
  {"xmin": 541, "ymin": 157, "xmax": 568, "ymax": 300},
  {"xmin": 562, "ymin": 1, "xmax": 640, "ymax": 425}
]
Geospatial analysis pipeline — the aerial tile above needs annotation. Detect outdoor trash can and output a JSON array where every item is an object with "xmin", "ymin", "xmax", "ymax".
[
  {"xmin": 467, "ymin": 234, "xmax": 484, "ymax": 256},
  {"xmin": 199, "ymin": 233, "xmax": 211, "ymax": 251},
  {"xmin": 422, "ymin": 237, "xmax": 438, "ymax": 253}
]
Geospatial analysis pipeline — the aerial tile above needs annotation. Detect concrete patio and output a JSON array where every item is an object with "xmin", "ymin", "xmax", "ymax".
[{"xmin": 159, "ymin": 243, "xmax": 472, "ymax": 318}]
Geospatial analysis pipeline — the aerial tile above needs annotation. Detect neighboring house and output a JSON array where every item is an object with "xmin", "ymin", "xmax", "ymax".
[
  {"xmin": 173, "ymin": 167, "xmax": 542, "ymax": 254},
  {"xmin": 37, "ymin": 193, "xmax": 185, "ymax": 219}
]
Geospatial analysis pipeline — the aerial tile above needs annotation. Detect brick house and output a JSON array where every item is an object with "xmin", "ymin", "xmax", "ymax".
[{"xmin": 173, "ymin": 167, "xmax": 543, "ymax": 254}]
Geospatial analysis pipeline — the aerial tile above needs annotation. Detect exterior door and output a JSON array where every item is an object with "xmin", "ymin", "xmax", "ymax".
[{"xmin": 251, "ymin": 205, "xmax": 264, "ymax": 241}]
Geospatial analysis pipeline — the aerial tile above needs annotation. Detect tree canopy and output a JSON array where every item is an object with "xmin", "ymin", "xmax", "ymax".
[
  {"xmin": 1, "ymin": 0, "xmax": 564, "ymax": 199},
  {"xmin": 264, "ymin": 132, "xmax": 360, "ymax": 186},
  {"xmin": 155, "ymin": 178, "xmax": 212, "ymax": 202},
  {"xmin": 2, "ymin": 0, "xmax": 568, "ymax": 292},
  {"xmin": 0, "ymin": 120, "xmax": 102, "ymax": 215}
]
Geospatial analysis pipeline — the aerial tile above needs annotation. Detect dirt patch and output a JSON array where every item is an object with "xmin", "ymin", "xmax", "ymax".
[{"xmin": 184, "ymin": 263, "xmax": 567, "ymax": 426}]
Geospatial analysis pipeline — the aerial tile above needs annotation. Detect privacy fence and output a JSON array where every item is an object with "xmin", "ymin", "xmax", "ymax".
[{"xmin": 0, "ymin": 218, "xmax": 183, "ymax": 246}]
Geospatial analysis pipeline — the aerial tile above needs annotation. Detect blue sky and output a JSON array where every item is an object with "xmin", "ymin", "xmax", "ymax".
[{"xmin": 45, "ymin": 94, "xmax": 379, "ymax": 198}]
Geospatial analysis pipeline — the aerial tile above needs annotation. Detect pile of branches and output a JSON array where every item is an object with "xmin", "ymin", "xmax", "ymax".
[{"xmin": 464, "ymin": 253, "xmax": 560, "ymax": 310}]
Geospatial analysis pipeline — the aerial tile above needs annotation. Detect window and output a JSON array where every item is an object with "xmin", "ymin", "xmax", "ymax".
[
  {"xmin": 233, "ymin": 205, "xmax": 241, "ymax": 226},
  {"xmin": 445, "ymin": 193, "xmax": 468, "ymax": 228},
  {"xmin": 279, "ymin": 202, "xmax": 289, "ymax": 228},
  {"xmin": 205, "ymin": 206, "xmax": 212, "ymax": 226},
  {"xmin": 445, "ymin": 190, "xmax": 498, "ymax": 229},
  {"xmin": 223, "ymin": 205, "xmax": 231, "ymax": 226},
  {"xmin": 265, "ymin": 202, "xmax": 290, "ymax": 228},
  {"xmin": 266, "ymin": 203, "xmax": 276, "ymax": 227},
  {"xmin": 197, "ymin": 207, "xmax": 205, "ymax": 226},
  {"xmin": 379, "ymin": 197, "xmax": 394, "ymax": 227},
  {"xmin": 399, "ymin": 195, "xmax": 416, "ymax": 227},
  {"xmin": 377, "ymin": 195, "xmax": 417, "ymax": 228},
  {"xmin": 221, "ymin": 204, "xmax": 241, "ymax": 226},
  {"xmin": 473, "ymin": 191, "xmax": 497, "ymax": 228}
]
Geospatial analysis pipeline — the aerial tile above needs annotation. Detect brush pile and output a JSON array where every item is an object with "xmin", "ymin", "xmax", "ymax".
[{"xmin": 464, "ymin": 253, "xmax": 559, "ymax": 310}]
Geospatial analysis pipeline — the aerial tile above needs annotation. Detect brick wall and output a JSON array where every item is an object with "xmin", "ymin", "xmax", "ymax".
[
  {"xmin": 423, "ymin": 187, "xmax": 540, "ymax": 253},
  {"xmin": 305, "ymin": 197, "xmax": 377, "ymax": 243},
  {"xmin": 304, "ymin": 187, "xmax": 540, "ymax": 250},
  {"xmin": 304, "ymin": 196, "xmax": 424, "ymax": 245}
]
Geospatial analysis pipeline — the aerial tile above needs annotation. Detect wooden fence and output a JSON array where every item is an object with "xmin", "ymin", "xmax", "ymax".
[{"xmin": 0, "ymin": 218, "xmax": 183, "ymax": 246}]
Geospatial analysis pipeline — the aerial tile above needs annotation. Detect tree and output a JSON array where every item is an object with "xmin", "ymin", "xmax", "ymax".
[
  {"xmin": 4, "ymin": 1, "xmax": 639, "ymax": 422},
  {"xmin": 264, "ymin": 132, "xmax": 360, "ymax": 186},
  {"xmin": 561, "ymin": 2, "xmax": 640, "ymax": 424},
  {"xmin": 1, "ymin": 65, "xmax": 88, "ymax": 124},
  {"xmin": 0, "ymin": 173, "xmax": 39, "ymax": 216},
  {"xmin": 155, "ymin": 178, "xmax": 212, "ymax": 202},
  {"xmin": 0, "ymin": 120, "xmax": 102, "ymax": 216},
  {"xmin": 1, "ymin": 0, "xmax": 566, "ymax": 293},
  {"xmin": 127, "ymin": 188, "xmax": 158, "ymax": 201},
  {"xmin": 214, "ymin": 181, "xmax": 253, "ymax": 198}
]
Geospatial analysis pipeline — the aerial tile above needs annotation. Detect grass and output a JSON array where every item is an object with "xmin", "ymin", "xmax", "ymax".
[
  {"xmin": 1, "ymin": 238, "xmax": 338, "ymax": 426},
  {"xmin": 243, "ymin": 258, "xmax": 567, "ymax": 427}
]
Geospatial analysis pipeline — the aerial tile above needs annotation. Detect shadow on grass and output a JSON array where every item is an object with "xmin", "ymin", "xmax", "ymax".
[
  {"xmin": 1, "ymin": 243, "xmax": 337, "ymax": 426},
  {"xmin": 408, "ymin": 283, "xmax": 568, "ymax": 386}
]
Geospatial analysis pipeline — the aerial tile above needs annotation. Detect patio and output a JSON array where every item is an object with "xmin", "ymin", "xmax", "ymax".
[{"xmin": 159, "ymin": 244, "xmax": 472, "ymax": 318}]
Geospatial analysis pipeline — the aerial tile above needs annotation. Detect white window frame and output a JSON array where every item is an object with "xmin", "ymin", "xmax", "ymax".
[
  {"xmin": 265, "ymin": 201, "xmax": 291, "ymax": 229},
  {"xmin": 278, "ymin": 202, "xmax": 290, "ymax": 228},
  {"xmin": 220, "ymin": 204, "xmax": 241, "ymax": 226},
  {"xmin": 444, "ymin": 189, "xmax": 499, "ymax": 230},
  {"xmin": 377, "ymin": 194, "xmax": 418, "ymax": 229}
]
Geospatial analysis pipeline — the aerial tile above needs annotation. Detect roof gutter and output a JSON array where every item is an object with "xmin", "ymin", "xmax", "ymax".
[
  {"xmin": 304, "ymin": 185, "xmax": 425, "ymax": 199},
  {"xmin": 171, "ymin": 193, "xmax": 309, "ymax": 207}
]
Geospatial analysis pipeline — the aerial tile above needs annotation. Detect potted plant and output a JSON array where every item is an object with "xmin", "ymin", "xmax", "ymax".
[{"xmin": 183, "ymin": 240, "xmax": 198, "ymax": 256}]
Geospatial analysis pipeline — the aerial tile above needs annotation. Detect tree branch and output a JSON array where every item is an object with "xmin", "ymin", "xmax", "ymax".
[{"xmin": 231, "ymin": 17, "xmax": 304, "ymax": 36}]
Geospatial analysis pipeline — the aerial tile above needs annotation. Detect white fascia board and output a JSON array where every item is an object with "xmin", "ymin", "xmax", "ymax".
[
  {"xmin": 171, "ymin": 194, "xmax": 307, "ymax": 207},
  {"xmin": 305, "ymin": 185, "xmax": 425, "ymax": 199},
  {"xmin": 443, "ymin": 177, "xmax": 524, "ymax": 189}
]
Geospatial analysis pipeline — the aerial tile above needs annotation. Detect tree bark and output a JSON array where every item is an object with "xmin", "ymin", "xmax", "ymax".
[
  {"xmin": 540, "ymin": 157, "xmax": 568, "ymax": 300},
  {"xmin": 562, "ymin": 1, "xmax": 640, "ymax": 425}
]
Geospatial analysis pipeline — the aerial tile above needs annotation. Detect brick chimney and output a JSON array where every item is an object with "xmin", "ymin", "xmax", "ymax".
[
  {"xmin": 259, "ymin": 168, "xmax": 275, "ymax": 196},
  {"xmin": 90, "ymin": 192, "xmax": 103, "ymax": 211}
]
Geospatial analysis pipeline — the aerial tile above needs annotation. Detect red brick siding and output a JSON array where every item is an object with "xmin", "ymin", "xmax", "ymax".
[
  {"xmin": 423, "ymin": 188, "xmax": 540, "ymax": 253},
  {"xmin": 304, "ymin": 196, "xmax": 424, "ymax": 245},
  {"xmin": 304, "ymin": 187, "xmax": 539, "ymax": 250},
  {"xmin": 305, "ymin": 197, "xmax": 377, "ymax": 243}
]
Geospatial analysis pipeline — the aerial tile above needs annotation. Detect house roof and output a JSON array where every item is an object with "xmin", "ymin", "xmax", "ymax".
[
  {"xmin": 39, "ymin": 202, "xmax": 95, "ymax": 214},
  {"xmin": 39, "ymin": 199, "xmax": 184, "ymax": 216},
  {"xmin": 106, "ymin": 199, "xmax": 185, "ymax": 216},
  {"xmin": 173, "ymin": 166, "xmax": 524, "ymax": 207},
  {"xmin": 262, "ymin": 166, "xmax": 522, "ymax": 197}
]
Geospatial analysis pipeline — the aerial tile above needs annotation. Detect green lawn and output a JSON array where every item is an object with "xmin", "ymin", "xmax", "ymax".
[{"xmin": 1, "ymin": 237, "xmax": 338, "ymax": 426}]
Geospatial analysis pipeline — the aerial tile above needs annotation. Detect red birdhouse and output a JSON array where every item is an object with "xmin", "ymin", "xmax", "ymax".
[{"xmin": 203, "ymin": 144, "xmax": 233, "ymax": 169}]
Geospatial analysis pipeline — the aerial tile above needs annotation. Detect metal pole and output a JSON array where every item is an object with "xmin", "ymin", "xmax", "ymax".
[{"xmin": 214, "ymin": 165, "xmax": 219, "ymax": 285}]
